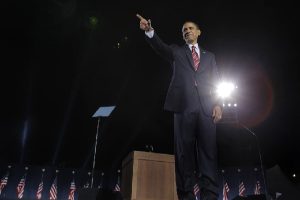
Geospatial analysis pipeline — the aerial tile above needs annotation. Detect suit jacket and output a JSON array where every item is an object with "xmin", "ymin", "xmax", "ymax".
[{"xmin": 146, "ymin": 32, "xmax": 221, "ymax": 116}]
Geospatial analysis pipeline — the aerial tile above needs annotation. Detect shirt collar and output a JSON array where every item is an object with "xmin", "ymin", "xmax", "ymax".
[{"xmin": 188, "ymin": 43, "xmax": 199, "ymax": 51}]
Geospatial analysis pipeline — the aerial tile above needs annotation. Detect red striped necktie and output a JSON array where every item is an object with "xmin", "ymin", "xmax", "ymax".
[{"xmin": 192, "ymin": 45, "xmax": 200, "ymax": 71}]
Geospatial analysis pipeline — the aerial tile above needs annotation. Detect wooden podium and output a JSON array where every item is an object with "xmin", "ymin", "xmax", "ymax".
[{"xmin": 121, "ymin": 151, "xmax": 178, "ymax": 200}]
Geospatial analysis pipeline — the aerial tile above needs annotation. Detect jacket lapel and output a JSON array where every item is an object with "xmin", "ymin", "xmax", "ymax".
[
  {"xmin": 198, "ymin": 47, "xmax": 207, "ymax": 73},
  {"xmin": 184, "ymin": 44, "xmax": 196, "ymax": 71}
]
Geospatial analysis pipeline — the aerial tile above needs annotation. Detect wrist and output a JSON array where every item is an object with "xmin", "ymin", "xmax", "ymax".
[{"xmin": 145, "ymin": 27, "xmax": 154, "ymax": 32}]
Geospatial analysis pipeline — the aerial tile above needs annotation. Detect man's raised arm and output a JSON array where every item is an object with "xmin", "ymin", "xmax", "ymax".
[{"xmin": 136, "ymin": 13, "xmax": 173, "ymax": 63}]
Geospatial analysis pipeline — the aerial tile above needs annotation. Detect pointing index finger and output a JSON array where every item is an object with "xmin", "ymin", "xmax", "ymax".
[{"xmin": 136, "ymin": 14, "xmax": 144, "ymax": 20}]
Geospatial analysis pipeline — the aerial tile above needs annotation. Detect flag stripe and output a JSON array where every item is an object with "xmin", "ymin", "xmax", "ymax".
[
  {"xmin": 36, "ymin": 181, "xmax": 43, "ymax": 199},
  {"xmin": 254, "ymin": 180, "xmax": 261, "ymax": 195},
  {"xmin": 0, "ymin": 173, "xmax": 9, "ymax": 195},
  {"xmin": 239, "ymin": 181, "xmax": 246, "ymax": 196},
  {"xmin": 16, "ymin": 176, "xmax": 26, "ymax": 199},
  {"xmin": 68, "ymin": 180, "xmax": 76, "ymax": 200},
  {"xmin": 223, "ymin": 182, "xmax": 230, "ymax": 200},
  {"xmin": 49, "ymin": 177, "xmax": 57, "ymax": 200}
]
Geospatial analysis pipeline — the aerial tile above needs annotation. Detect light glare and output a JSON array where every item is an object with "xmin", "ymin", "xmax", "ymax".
[{"xmin": 216, "ymin": 82, "xmax": 235, "ymax": 98}]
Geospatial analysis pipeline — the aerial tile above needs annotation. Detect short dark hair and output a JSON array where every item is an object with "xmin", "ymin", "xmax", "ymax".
[{"xmin": 182, "ymin": 21, "xmax": 200, "ymax": 30}]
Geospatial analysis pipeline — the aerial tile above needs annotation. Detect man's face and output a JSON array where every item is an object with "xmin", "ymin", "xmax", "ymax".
[{"xmin": 182, "ymin": 22, "xmax": 201, "ymax": 44}]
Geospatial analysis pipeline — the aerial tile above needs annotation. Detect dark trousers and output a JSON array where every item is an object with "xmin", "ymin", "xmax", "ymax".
[{"xmin": 174, "ymin": 106, "xmax": 218, "ymax": 199}]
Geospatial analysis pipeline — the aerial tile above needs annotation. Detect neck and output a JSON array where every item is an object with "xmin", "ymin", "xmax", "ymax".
[{"xmin": 187, "ymin": 41, "xmax": 197, "ymax": 45}]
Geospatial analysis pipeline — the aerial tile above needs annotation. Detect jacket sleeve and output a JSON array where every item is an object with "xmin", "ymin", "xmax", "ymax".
[
  {"xmin": 145, "ymin": 32, "xmax": 174, "ymax": 64},
  {"xmin": 211, "ymin": 54, "xmax": 223, "ymax": 108}
]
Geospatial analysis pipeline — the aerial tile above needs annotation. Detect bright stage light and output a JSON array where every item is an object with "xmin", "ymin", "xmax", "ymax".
[{"xmin": 216, "ymin": 82, "xmax": 236, "ymax": 99}]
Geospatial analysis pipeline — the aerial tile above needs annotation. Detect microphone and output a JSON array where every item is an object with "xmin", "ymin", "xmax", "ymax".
[
  {"xmin": 145, "ymin": 144, "xmax": 154, "ymax": 152},
  {"xmin": 150, "ymin": 145, "xmax": 154, "ymax": 152}
]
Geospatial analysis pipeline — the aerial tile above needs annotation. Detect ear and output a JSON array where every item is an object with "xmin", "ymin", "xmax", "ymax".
[
  {"xmin": 182, "ymin": 32, "xmax": 186, "ymax": 40},
  {"xmin": 197, "ymin": 29, "xmax": 201, "ymax": 37}
]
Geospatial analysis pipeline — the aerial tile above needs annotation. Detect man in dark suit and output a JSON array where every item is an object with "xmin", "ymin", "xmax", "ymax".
[{"xmin": 137, "ymin": 14, "xmax": 222, "ymax": 200}]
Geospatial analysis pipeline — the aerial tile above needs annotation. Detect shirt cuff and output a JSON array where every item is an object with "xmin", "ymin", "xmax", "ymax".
[{"xmin": 145, "ymin": 30, "xmax": 154, "ymax": 38}]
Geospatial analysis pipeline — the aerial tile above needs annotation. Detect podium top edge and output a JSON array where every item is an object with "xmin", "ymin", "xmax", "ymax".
[{"xmin": 122, "ymin": 151, "xmax": 175, "ymax": 167}]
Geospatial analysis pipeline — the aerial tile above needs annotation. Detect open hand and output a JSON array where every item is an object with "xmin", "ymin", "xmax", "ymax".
[{"xmin": 212, "ymin": 105, "xmax": 222, "ymax": 124}]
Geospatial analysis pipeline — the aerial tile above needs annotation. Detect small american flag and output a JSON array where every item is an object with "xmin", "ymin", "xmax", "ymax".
[
  {"xmin": 193, "ymin": 183, "xmax": 200, "ymax": 200},
  {"xmin": 83, "ymin": 179, "xmax": 89, "ymax": 188},
  {"xmin": 16, "ymin": 175, "xmax": 26, "ymax": 199},
  {"xmin": 68, "ymin": 179, "xmax": 76, "ymax": 200},
  {"xmin": 114, "ymin": 171, "xmax": 121, "ymax": 192},
  {"xmin": 114, "ymin": 183, "xmax": 120, "ymax": 192},
  {"xmin": 36, "ymin": 181, "xmax": 43, "ymax": 199},
  {"xmin": 238, "ymin": 181, "xmax": 246, "ymax": 196},
  {"xmin": 0, "ymin": 173, "xmax": 9, "ymax": 195},
  {"xmin": 254, "ymin": 180, "xmax": 261, "ymax": 195},
  {"xmin": 222, "ymin": 182, "xmax": 230, "ymax": 200},
  {"xmin": 49, "ymin": 177, "xmax": 57, "ymax": 200}
]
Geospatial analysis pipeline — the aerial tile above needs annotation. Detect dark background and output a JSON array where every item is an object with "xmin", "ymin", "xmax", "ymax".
[{"xmin": 0, "ymin": 0, "xmax": 299, "ymax": 183}]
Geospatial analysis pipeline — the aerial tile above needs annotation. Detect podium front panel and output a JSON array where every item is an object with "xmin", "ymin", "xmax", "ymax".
[{"xmin": 121, "ymin": 151, "xmax": 178, "ymax": 200}]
